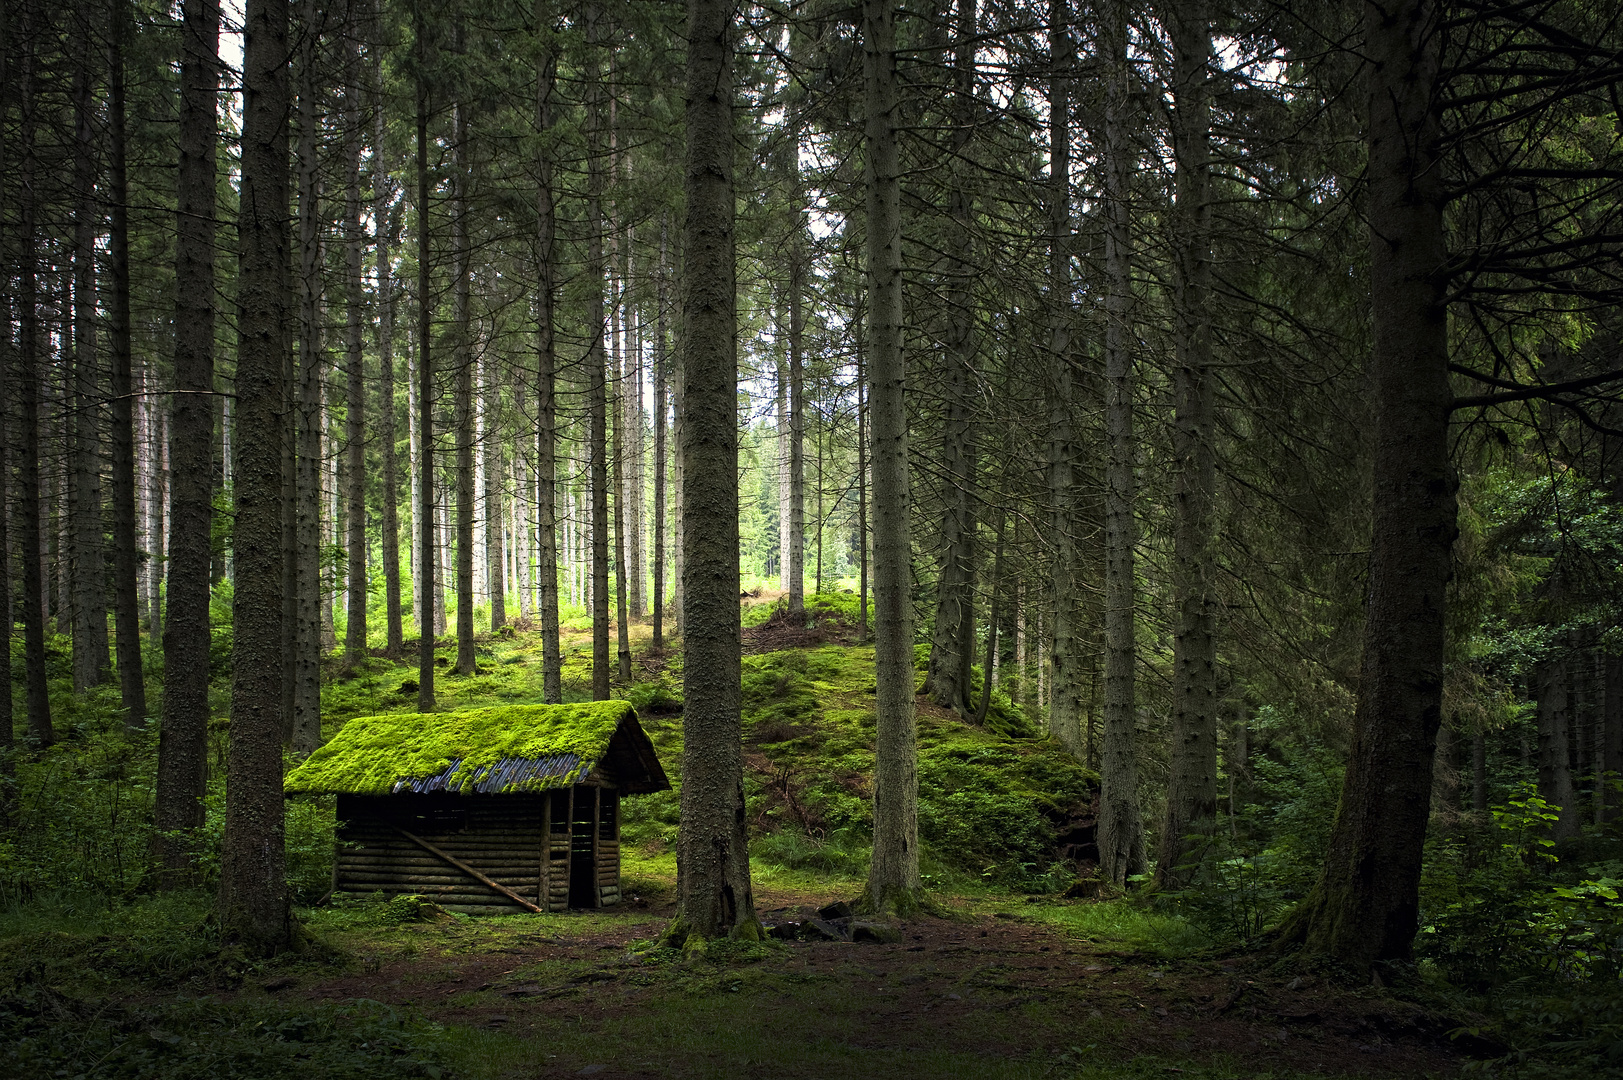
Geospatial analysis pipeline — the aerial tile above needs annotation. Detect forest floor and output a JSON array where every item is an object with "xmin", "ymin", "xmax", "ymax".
[
  {"xmin": 246, "ymin": 876, "xmax": 1467, "ymax": 1080},
  {"xmin": 3, "ymin": 593, "xmax": 1476, "ymax": 1078}
]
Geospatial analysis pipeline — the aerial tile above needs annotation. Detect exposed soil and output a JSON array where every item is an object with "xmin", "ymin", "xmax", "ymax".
[{"xmin": 273, "ymin": 885, "xmax": 1467, "ymax": 1080}]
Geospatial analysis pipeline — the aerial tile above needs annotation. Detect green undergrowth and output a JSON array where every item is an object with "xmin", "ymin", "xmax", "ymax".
[{"xmin": 1021, "ymin": 899, "xmax": 1216, "ymax": 958}]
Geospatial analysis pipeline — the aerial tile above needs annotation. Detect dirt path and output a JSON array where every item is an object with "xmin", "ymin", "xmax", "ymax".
[{"xmin": 280, "ymin": 888, "xmax": 1464, "ymax": 1080}]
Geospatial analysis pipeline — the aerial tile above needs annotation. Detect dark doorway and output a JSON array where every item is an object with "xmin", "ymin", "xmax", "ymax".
[{"xmin": 569, "ymin": 787, "xmax": 598, "ymax": 908}]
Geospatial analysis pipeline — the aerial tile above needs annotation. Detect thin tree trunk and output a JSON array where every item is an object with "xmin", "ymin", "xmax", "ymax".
[
  {"xmin": 856, "ymin": 321, "xmax": 867, "ymax": 645},
  {"xmin": 612, "ymin": 272, "xmax": 631, "ymax": 682},
  {"xmin": 667, "ymin": 0, "xmax": 758, "ymax": 945},
  {"xmin": 482, "ymin": 354, "xmax": 505, "ymax": 629},
  {"xmin": 1157, "ymin": 0, "xmax": 1218, "ymax": 891},
  {"xmin": 343, "ymin": 25, "xmax": 367, "ymax": 664},
  {"xmin": 535, "ymin": 3, "xmax": 562, "ymax": 701},
  {"xmin": 414, "ymin": 4, "xmax": 436, "ymax": 710},
  {"xmin": 1098, "ymin": 0, "xmax": 1146, "ymax": 886},
  {"xmin": 925, "ymin": 0, "xmax": 978, "ymax": 718},
  {"xmin": 95, "ymin": 4, "xmax": 141, "ymax": 732},
  {"xmin": 1537, "ymin": 657, "xmax": 1579, "ymax": 840},
  {"xmin": 221, "ymin": 0, "xmax": 293, "ymax": 954},
  {"xmin": 1045, "ymin": 0, "xmax": 1083, "ymax": 759},
  {"xmin": 70, "ymin": 46, "xmax": 107, "ymax": 693},
  {"xmin": 1278, "ymin": 0, "xmax": 1457, "ymax": 971},
  {"xmin": 586, "ymin": 3, "xmax": 610, "ymax": 700},
  {"xmin": 156, "ymin": 0, "xmax": 219, "ymax": 887},
  {"xmin": 1605, "ymin": 652, "xmax": 1622, "ymax": 821},
  {"xmin": 0, "ymin": 9, "xmax": 12, "ymax": 819},
  {"xmin": 863, "ymin": 0, "xmax": 921, "ymax": 916},
  {"xmin": 452, "ymin": 17, "xmax": 476, "ymax": 676},
  {"xmin": 292, "ymin": 0, "xmax": 323, "ymax": 753},
  {"xmin": 376, "ymin": 58, "xmax": 404, "ymax": 657},
  {"xmin": 652, "ymin": 213, "xmax": 668, "ymax": 648},
  {"xmin": 976, "ymin": 500, "xmax": 1004, "ymax": 726},
  {"xmin": 786, "ymin": 131, "xmax": 806, "ymax": 616},
  {"xmin": 16, "ymin": 10, "xmax": 51, "ymax": 744}
]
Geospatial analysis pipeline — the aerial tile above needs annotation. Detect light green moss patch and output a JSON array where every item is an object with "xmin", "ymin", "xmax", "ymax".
[{"xmin": 284, "ymin": 701, "xmax": 635, "ymax": 795}]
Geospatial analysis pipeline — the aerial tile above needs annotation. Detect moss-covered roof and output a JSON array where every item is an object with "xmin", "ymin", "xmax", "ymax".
[{"xmin": 283, "ymin": 701, "xmax": 670, "ymax": 797}]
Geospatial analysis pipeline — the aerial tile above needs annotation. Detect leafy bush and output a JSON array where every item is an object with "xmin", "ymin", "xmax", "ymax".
[{"xmin": 1421, "ymin": 787, "xmax": 1623, "ymax": 988}]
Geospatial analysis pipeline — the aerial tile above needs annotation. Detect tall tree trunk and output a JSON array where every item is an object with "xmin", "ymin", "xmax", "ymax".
[
  {"xmin": 482, "ymin": 355, "xmax": 505, "ymax": 629},
  {"xmin": 414, "ymin": 3, "xmax": 436, "ymax": 710},
  {"xmin": 652, "ymin": 214, "xmax": 668, "ymax": 648},
  {"xmin": 375, "ymin": 51, "xmax": 404, "ymax": 658},
  {"xmin": 776, "ymin": 351, "xmax": 789, "ymax": 587},
  {"xmin": 856, "ymin": 319, "xmax": 867, "ymax": 644},
  {"xmin": 343, "ymin": 26, "xmax": 367, "ymax": 665},
  {"xmin": 1157, "ymin": 0, "xmax": 1218, "ymax": 891},
  {"xmin": 98, "ymin": 2, "xmax": 142, "ymax": 732},
  {"xmin": 626, "ymin": 231, "xmax": 646, "ymax": 621},
  {"xmin": 70, "ymin": 46, "xmax": 108, "ymax": 693},
  {"xmin": 156, "ymin": 0, "xmax": 219, "ymax": 887},
  {"xmin": 0, "ymin": 7, "xmax": 12, "ymax": 821},
  {"xmin": 221, "ymin": 0, "xmax": 293, "ymax": 954},
  {"xmin": 863, "ymin": 0, "xmax": 921, "ymax": 916},
  {"xmin": 925, "ymin": 0, "xmax": 978, "ymax": 717},
  {"xmin": 612, "ymin": 271, "xmax": 631, "ymax": 683},
  {"xmin": 1278, "ymin": 0, "xmax": 1456, "ymax": 971},
  {"xmin": 16, "ymin": 9, "xmax": 51, "ymax": 745},
  {"xmin": 586, "ymin": 3, "xmax": 610, "ymax": 700},
  {"xmin": 1605, "ymin": 652, "xmax": 1622, "ymax": 821},
  {"xmin": 1045, "ymin": 0, "xmax": 1083, "ymax": 758},
  {"xmin": 534, "ymin": 2, "xmax": 562, "ymax": 701},
  {"xmin": 451, "ymin": 17, "xmax": 476, "ymax": 677},
  {"xmin": 786, "ymin": 137, "xmax": 806, "ymax": 616},
  {"xmin": 292, "ymin": 0, "xmax": 323, "ymax": 753},
  {"xmin": 667, "ymin": 0, "xmax": 757, "ymax": 945},
  {"xmin": 1098, "ymin": 0, "xmax": 1146, "ymax": 886},
  {"xmin": 1537, "ymin": 657, "xmax": 1579, "ymax": 840}
]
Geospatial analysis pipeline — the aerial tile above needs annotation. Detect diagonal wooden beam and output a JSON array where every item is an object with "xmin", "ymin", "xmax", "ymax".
[{"xmin": 391, "ymin": 824, "xmax": 543, "ymax": 914}]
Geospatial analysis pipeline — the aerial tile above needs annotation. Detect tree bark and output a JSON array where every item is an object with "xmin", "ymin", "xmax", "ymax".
[
  {"xmin": 1277, "ymin": 0, "xmax": 1456, "ymax": 971},
  {"xmin": 1045, "ymin": 0, "xmax": 1083, "ymax": 759},
  {"xmin": 70, "ymin": 45, "xmax": 108, "ymax": 694},
  {"xmin": 292, "ymin": 0, "xmax": 323, "ymax": 754},
  {"xmin": 102, "ymin": 2, "xmax": 142, "ymax": 733},
  {"xmin": 220, "ymin": 0, "xmax": 293, "ymax": 954},
  {"xmin": 16, "ymin": 8, "xmax": 51, "ymax": 745},
  {"xmin": 925, "ymin": 0, "xmax": 979, "ymax": 718},
  {"xmin": 863, "ymin": 0, "xmax": 921, "ymax": 916},
  {"xmin": 1537, "ymin": 656, "xmax": 1579, "ymax": 840},
  {"xmin": 667, "ymin": 0, "xmax": 758, "ymax": 946},
  {"xmin": 344, "ymin": 24, "xmax": 368, "ymax": 665},
  {"xmin": 482, "ymin": 354, "xmax": 505, "ymax": 630},
  {"xmin": 586, "ymin": 3, "xmax": 611, "ymax": 700},
  {"xmin": 612, "ymin": 271, "xmax": 631, "ymax": 683},
  {"xmin": 1157, "ymin": 0, "xmax": 1218, "ymax": 891},
  {"xmin": 375, "ymin": 46, "xmax": 404, "ymax": 658},
  {"xmin": 534, "ymin": 2, "xmax": 561, "ymax": 700},
  {"xmin": 414, "ymin": 3, "xmax": 436, "ymax": 711},
  {"xmin": 452, "ymin": 17, "xmax": 476, "ymax": 677},
  {"xmin": 1098, "ymin": 0, "xmax": 1146, "ymax": 886},
  {"xmin": 156, "ymin": 0, "xmax": 220, "ymax": 887},
  {"xmin": 652, "ymin": 213, "xmax": 668, "ymax": 648}
]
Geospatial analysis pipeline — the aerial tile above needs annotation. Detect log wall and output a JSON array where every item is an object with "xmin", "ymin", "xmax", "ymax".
[{"xmin": 333, "ymin": 789, "xmax": 621, "ymax": 914}]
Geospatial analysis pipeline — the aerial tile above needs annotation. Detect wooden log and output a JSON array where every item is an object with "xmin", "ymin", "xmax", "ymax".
[
  {"xmin": 340, "ymin": 856, "xmax": 542, "ymax": 872},
  {"xmin": 389, "ymin": 825, "xmax": 543, "ymax": 913}
]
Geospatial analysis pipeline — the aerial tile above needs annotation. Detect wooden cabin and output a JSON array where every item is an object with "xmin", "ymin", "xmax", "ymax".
[{"xmin": 283, "ymin": 701, "xmax": 670, "ymax": 913}]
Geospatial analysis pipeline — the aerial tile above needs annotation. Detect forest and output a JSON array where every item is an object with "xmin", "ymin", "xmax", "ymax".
[{"xmin": 1, "ymin": 0, "xmax": 1622, "ymax": 1076}]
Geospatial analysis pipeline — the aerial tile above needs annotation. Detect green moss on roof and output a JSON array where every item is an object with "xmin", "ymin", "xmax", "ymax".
[{"xmin": 283, "ymin": 701, "xmax": 636, "ymax": 796}]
